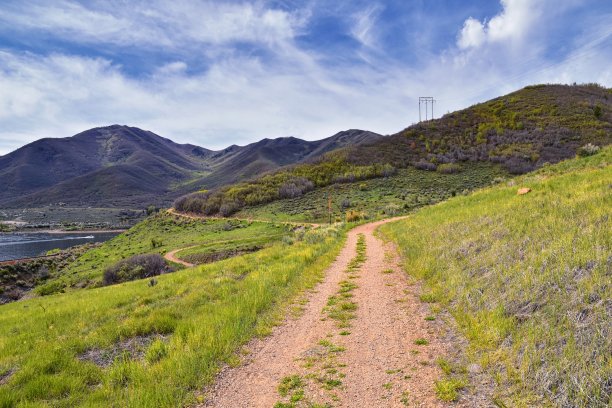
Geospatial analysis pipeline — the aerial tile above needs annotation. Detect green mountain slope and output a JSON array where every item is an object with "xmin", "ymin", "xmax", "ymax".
[
  {"xmin": 174, "ymin": 84, "xmax": 611, "ymax": 217},
  {"xmin": 380, "ymin": 147, "xmax": 611, "ymax": 407}
]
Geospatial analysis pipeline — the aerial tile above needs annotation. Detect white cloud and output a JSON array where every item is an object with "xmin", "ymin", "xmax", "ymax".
[
  {"xmin": 0, "ymin": 0, "xmax": 304, "ymax": 49},
  {"xmin": 351, "ymin": 4, "xmax": 383, "ymax": 48},
  {"xmin": 457, "ymin": 0, "xmax": 542, "ymax": 49},
  {"xmin": 0, "ymin": 0, "xmax": 610, "ymax": 156},
  {"xmin": 457, "ymin": 17, "xmax": 486, "ymax": 49}
]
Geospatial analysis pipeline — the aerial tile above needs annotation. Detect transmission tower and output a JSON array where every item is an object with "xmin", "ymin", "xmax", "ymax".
[{"xmin": 418, "ymin": 97, "xmax": 435, "ymax": 122}]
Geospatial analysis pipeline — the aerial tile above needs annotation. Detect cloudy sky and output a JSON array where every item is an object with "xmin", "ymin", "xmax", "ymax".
[{"xmin": 0, "ymin": 0, "xmax": 610, "ymax": 154}]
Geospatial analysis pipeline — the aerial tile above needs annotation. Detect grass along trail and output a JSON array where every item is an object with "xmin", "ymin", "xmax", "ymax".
[
  {"xmin": 200, "ymin": 217, "xmax": 466, "ymax": 407},
  {"xmin": 167, "ymin": 208, "xmax": 321, "ymax": 228}
]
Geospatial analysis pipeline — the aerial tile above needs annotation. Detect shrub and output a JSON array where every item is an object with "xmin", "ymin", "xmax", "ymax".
[
  {"xmin": 577, "ymin": 143, "xmax": 600, "ymax": 157},
  {"xmin": 593, "ymin": 104, "xmax": 602, "ymax": 119},
  {"xmin": 35, "ymin": 281, "xmax": 65, "ymax": 296},
  {"xmin": 103, "ymin": 254, "xmax": 170, "ymax": 285},
  {"xmin": 278, "ymin": 177, "xmax": 314, "ymax": 199},
  {"xmin": 219, "ymin": 201, "xmax": 240, "ymax": 217},
  {"xmin": 146, "ymin": 205, "xmax": 158, "ymax": 216},
  {"xmin": 383, "ymin": 204, "xmax": 401, "ymax": 216},
  {"xmin": 437, "ymin": 163, "xmax": 461, "ymax": 174},
  {"xmin": 414, "ymin": 160, "xmax": 437, "ymax": 171},
  {"xmin": 346, "ymin": 210, "xmax": 365, "ymax": 223}
]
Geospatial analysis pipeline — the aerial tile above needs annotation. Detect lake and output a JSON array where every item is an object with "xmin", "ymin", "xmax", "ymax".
[{"xmin": 0, "ymin": 231, "xmax": 121, "ymax": 261}]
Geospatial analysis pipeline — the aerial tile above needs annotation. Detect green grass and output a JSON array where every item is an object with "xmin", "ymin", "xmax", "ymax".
[
  {"xmin": 37, "ymin": 213, "xmax": 292, "ymax": 292},
  {"xmin": 175, "ymin": 231, "xmax": 288, "ymax": 265},
  {"xmin": 435, "ymin": 378, "xmax": 468, "ymax": 402},
  {"xmin": 323, "ymin": 234, "xmax": 366, "ymax": 328},
  {"xmin": 0, "ymin": 225, "xmax": 345, "ymax": 407},
  {"xmin": 236, "ymin": 162, "xmax": 507, "ymax": 223},
  {"xmin": 380, "ymin": 148, "xmax": 611, "ymax": 407}
]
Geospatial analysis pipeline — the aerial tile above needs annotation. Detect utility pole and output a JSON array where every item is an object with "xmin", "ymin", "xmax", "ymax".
[{"xmin": 418, "ymin": 97, "xmax": 435, "ymax": 122}]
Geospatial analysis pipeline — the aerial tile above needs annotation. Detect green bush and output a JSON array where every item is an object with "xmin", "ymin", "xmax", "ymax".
[
  {"xmin": 103, "ymin": 254, "xmax": 170, "ymax": 285},
  {"xmin": 437, "ymin": 163, "xmax": 461, "ymax": 174},
  {"xmin": 35, "ymin": 281, "xmax": 66, "ymax": 296},
  {"xmin": 576, "ymin": 143, "xmax": 600, "ymax": 157}
]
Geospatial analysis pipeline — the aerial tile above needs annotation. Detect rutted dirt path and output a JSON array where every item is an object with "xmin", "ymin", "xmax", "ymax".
[{"xmin": 201, "ymin": 218, "xmax": 462, "ymax": 407}]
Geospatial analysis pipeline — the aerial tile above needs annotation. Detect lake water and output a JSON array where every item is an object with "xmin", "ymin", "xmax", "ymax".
[{"xmin": 0, "ymin": 232, "xmax": 121, "ymax": 261}]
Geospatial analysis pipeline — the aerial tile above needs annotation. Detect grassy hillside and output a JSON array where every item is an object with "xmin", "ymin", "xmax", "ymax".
[
  {"xmin": 379, "ymin": 147, "xmax": 611, "ymax": 407},
  {"xmin": 175, "ymin": 84, "xmax": 611, "ymax": 217},
  {"xmin": 35, "ymin": 213, "xmax": 294, "ymax": 294},
  {"xmin": 0, "ymin": 225, "xmax": 344, "ymax": 407},
  {"xmin": 235, "ymin": 162, "xmax": 506, "ymax": 222}
]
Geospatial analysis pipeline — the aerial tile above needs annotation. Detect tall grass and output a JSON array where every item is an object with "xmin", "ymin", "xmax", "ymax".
[
  {"xmin": 0, "ymin": 227, "xmax": 345, "ymax": 407},
  {"xmin": 380, "ymin": 148, "xmax": 611, "ymax": 407}
]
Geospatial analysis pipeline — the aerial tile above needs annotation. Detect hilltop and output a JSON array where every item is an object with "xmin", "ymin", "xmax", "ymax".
[{"xmin": 175, "ymin": 84, "xmax": 612, "ymax": 217}]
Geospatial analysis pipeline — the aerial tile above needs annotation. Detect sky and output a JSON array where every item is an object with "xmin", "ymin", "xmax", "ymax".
[{"xmin": 0, "ymin": 0, "xmax": 610, "ymax": 154}]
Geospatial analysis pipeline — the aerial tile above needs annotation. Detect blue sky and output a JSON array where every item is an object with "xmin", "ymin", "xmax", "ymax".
[{"xmin": 0, "ymin": 0, "xmax": 610, "ymax": 154}]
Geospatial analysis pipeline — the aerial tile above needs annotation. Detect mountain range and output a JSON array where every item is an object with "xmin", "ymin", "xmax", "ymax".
[
  {"xmin": 1, "ymin": 84, "xmax": 610, "ymax": 211},
  {"xmin": 0, "ymin": 126, "xmax": 381, "ymax": 208}
]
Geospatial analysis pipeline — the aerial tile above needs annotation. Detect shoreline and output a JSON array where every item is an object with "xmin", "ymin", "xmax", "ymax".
[{"xmin": 1, "ymin": 229, "xmax": 127, "ymax": 234}]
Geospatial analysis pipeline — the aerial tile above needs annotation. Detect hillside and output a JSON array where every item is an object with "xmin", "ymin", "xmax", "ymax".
[
  {"xmin": 380, "ymin": 147, "xmax": 611, "ymax": 406},
  {"xmin": 0, "ymin": 125, "xmax": 210, "ymax": 208},
  {"xmin": 0, "ymin": 145, "xmax": 607, "ymax": 407},
  {"xmin": 0, "ymin": 126, "xmax": 381, "ymax": 209},
  {"xmin": 175, "ymin": 84, "xmax": 612, "ymax": 217}
]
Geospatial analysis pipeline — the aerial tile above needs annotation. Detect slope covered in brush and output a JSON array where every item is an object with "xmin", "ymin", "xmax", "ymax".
[
  {"xmin": 380, "ymin": 147, "xmax": 611, "ymax": 406},
  {"xmin": 174, "ymin": 84, "xmax": 611, "ymax": 216}
]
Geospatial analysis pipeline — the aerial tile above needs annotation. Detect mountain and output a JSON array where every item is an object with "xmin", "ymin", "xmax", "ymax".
[
  {"xmin": 0, "ymin": 126, "xmax": 382, "ymax": 208},
  {"xmin": 174, "ymin": 84, "xmax": 612, "ymax": 216},
  {"xmin": 179, "ymin": 129, "xmax": 382, "ymax": 191}
]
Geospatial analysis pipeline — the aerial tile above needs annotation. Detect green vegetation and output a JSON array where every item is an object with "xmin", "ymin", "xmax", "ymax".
[
  {"xmin": 0, "ymin": 224, "xmax": 344, "ymax": 407},
  {"xmin": 41, "ymin": 213, "xmax": 292, "ymax": 292},
  {"xmin": 380, "ymin": 147, "xmax": 611, "ymax": 406},
  {"xmin": 236, "ymin": 162, "xmax": 506, "ymax": 223},
  {"xmin": 102, "ymin": 254, "xmax": 170, "ymax": 285},
  {"xmin": 278, "ymin": 375, "xmax": 304, "ymax": 397},
  {"xmin": 175, "ymin": 230, "xmax": 288, "ymax": 265},
  {"xmin": 175, "ymin": 85, "xmax": 610, "ymax": 218},
  {"xmin": 324, "ymin": 234, "xmax": 366, "ymax": 328},
  {"xmin": 174, "ymin": 154, "xmax": 397, "ymax": 216}
]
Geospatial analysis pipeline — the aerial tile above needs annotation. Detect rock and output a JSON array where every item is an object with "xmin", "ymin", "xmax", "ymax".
[{"xmin": 517, "ymin": 187, "xmax": 531, "ymax": 195}]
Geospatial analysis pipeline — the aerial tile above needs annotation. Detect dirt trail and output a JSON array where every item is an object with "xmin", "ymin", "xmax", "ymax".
[
  {"xmin": 164, "ymin": 246, "xmax": 196, "ymax": 267},
  {"xmin": 201, "ymin": 217, "xmax": 462, "ymax": 407}
]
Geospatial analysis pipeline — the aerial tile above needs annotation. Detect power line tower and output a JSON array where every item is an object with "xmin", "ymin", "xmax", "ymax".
[{"xmin": 418, "ymin": 97, "xmax": 435, "ymax": 122}]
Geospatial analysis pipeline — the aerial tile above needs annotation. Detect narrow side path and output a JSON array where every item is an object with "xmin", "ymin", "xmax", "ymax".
[
  {"xmin": 200, "ymin": 217, "xmax": 457, "ymax": 407},
  {"xmin": 164, "ymin": 246, "xmax": 196, "ymax": 267}
]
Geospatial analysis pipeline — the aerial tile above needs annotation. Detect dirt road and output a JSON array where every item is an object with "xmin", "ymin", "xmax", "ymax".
[{"xmin": 201, "ymin": 218, "xmax": 459, "ymax": 407}]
